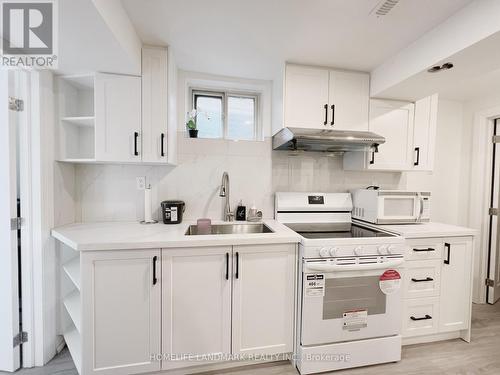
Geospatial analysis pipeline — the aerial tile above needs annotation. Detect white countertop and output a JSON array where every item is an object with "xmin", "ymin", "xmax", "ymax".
[
  {"xmin": 364, "ymin": 221, "xmax": 478, "ymax": 239},
  {"xmin": 51, "ymin": 219, "xmax": 300, "ymax": 251}
]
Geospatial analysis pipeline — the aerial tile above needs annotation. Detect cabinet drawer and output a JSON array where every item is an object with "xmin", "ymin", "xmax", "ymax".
[
  {"xmin": 406, "ymin": 239, "xmax": 443, "ymax": 261},
  {"xmin": 402, "ymin": 297, "xmax": 440, "ymax": 337},
  {"xmin": 403, "ymin": 260, "xmax": 441, "ymax": 298}
]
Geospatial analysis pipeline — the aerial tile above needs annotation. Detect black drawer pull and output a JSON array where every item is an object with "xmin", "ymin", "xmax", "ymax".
[
  {"xmin": 235, "ymin": 252, "xmax": 239, "ymax": 279},
  {"xmin": 369, "ymin": 151, "xmax": 375, "ymax": 165},
  {"xmin": 161, "ymin": 133, "xmax": 165, "ymax": 157},
  {"xmin": 414, "ymin": 147, "xmax": 420, "ymax": 166},
  {"xmin": 330, "ymin": 104, "xmax": 335, "ymax": 126},
  {"xmin": 323, "ymin": 104, "xmax": 328, "ymax": 125},
  {"xmin": 411, "ymin": 277, "xmax": 434, "ymax": 283},
  {"xmin": 225, "ymin": 253, "xmax": 229, "ymax": 280},
  {"xmin": 410, "ymin": 314, "xmax": 432, "ymax": 321},
  {"xmin": 413, "ymin": 247, "xmax": 435, "ymax": 252},
  {"xmin": 134, "ymin": 132, "xmax": 139, "ymax": 156}
]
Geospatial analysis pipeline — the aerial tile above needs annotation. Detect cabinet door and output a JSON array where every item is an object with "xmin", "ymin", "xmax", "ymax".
[
  {"xmin": 284, "ymin": 65, "xmax": 329, "ymax": 129},
  {"xmin": 142, "ymin": 47, "xmax": 168, "ymax": 163},
  {"xmin": 232, "ymin": 244, "xmax": 296, "ymax": 356},
  {"xmin": 413, "ymin": 94, "xmax": 438, "ymax": 171},
  {"xmin": 81, "ymin": 249, "xmax": 161, "ymax": 375},
  {"xmin": 162, "ymin": 247, "xmax": 232, "ymax": 369},
  {"xmin": 328, "ymin": 70, "xmax": 369, "ymax": 131},
  {"xmin": 95, "ymin": 73, "xmax": 141, "ymax": 162},
  {"xmin": 439, "ymin": 238, "xmax": 473, "ymax": 333},
  {"xmin": 368, "ymin": 99, "xmax": 415, "ymax": 170}
]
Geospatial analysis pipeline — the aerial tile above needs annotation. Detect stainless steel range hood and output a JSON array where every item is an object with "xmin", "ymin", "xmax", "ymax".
[{"xmin": 272, "ymin": 127, "xmax": 385, "ymax": 153}]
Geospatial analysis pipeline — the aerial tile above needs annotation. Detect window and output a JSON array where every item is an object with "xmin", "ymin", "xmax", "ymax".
[{"xmin": 192, "ymin": 89, "xmax": 259, "ymax": 141}]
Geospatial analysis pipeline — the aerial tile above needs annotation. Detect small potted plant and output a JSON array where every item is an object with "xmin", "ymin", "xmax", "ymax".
[{"xmin": 186, "ymin": 109, "xmax": 198, "ymax": 138}]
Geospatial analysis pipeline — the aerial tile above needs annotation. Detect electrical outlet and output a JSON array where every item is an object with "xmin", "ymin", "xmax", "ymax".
[{"xmin": 136, "ymin": 176, "xmax": 146, "ymax": 190}]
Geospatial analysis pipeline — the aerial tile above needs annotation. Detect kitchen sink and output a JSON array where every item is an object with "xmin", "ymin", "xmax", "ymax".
[{"xmin": 185, "ymin": 223, "xmax": 274, "ymax": 235}]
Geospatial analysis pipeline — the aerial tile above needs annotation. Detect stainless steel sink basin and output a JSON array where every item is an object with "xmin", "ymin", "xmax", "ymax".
[{"xmin": 185, "ymin": 223, "xmax": 274, "ymax": 235}]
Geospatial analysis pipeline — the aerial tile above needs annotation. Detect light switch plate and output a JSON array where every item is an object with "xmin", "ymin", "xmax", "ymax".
[{"xmin": 136, "ymin": 176, "xmax": 146, "ymax": 190}]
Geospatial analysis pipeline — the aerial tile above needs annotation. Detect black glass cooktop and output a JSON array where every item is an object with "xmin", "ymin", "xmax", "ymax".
[{"xmin": 285, "ymin": 223, "xmax": 395, "ymax": 239}]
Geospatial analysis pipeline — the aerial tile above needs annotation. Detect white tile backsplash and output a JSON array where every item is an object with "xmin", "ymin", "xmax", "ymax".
[{"xmin": 72, "ymin": 137, "xmax": 404, "ymax": 223}]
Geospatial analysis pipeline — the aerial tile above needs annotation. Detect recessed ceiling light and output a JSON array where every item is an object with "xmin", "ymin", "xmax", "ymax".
[{"xmin": 427, "ymin": 62, "xmax": 454, "ymax": 73}]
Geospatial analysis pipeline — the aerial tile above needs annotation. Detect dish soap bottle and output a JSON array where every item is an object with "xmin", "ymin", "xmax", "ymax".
[{"xmin": 236, "ymin": 200, "xmax": 246, "ymax": 221}]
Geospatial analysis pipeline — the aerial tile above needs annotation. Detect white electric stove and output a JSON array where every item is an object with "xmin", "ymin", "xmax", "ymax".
[{"xmin": 275, "ymin": 192, "xmax": 406, "ymax": 374}]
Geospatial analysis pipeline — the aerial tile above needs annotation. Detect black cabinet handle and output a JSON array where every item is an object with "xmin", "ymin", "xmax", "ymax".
[
  {"xmin": 161, "ymin": 133, "xmax": 165, "ymax": 157},
  {"xmin": 330, "ymin": 104, "xmax": 335, "ymax": 126},
  {"xmin": 152, "ymin": 256, "xmax": 158, "ymax": 285},
  {"xmin": 235, "ymin": 252, "xmax": 239, "ymax": 279},
  {"xmin": 411, "ymin": 277, "xmax": 434, "ymax": 283},
  {"xmin": 413, "ymin": 247, "xmax": 435, "ymax": 252},
  {"xmin": 414, "ymin": 147, "xmax": 420, "ymax": 166},
  {"xmin": 444, "ymin": 243, "xmax": 451, "ymax": 264},
  {"xmin": 410, "ymin": 314, "xmax": 432, "ymax": 321},
  {"xmin": 134, "ymin": 132, "xmax": 139, "ymax": 156},
  {"xmin": 225, "ymin": 253, "xmax": 229, "ymax": 280},
  {"xmin": 323, "ymin": 104, "xmax": 328, "ymax": 125},
  {"xmin": 369, "ymin": 151, "xmax": 375, "ymax": 165}
]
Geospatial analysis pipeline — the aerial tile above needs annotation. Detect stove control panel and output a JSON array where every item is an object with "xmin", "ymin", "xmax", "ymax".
[{"xmin": 306, "ymin": 243, "xmax": 407, "ymax": 258}]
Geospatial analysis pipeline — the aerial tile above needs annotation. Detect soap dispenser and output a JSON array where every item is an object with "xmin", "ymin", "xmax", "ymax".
[{"xmin": 235, "ymin": 200, "xmax": 246, "ymax": 221}]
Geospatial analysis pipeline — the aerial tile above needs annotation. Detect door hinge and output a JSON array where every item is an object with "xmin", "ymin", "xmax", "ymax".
[
  {"xmin": 10, "ymin": 217, "xmax": 23, "ymax": 230},
  {"xmin": 489, "ymin": 208, "xmax": 498, "ymax": 216},
  {"xmin": 8, "ymin": 97, "xmax": 24, "ymax": 112},
  {"xmin": 13, "ymin": 332, "xmax": 28, "ymax": 347},
  {"xmin": 486, "ymin": 278, "xmax": 495, "ymax": 287}
]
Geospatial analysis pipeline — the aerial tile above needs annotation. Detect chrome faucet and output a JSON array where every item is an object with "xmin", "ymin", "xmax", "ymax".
[{"xmin": 219, "ymin": 172, "xmax": 234, "ymax": 221}]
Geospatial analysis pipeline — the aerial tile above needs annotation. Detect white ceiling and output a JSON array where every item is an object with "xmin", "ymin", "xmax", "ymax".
[{"xmin": 122, "ymin": 0, "xmax": 473, "ymax": 80}]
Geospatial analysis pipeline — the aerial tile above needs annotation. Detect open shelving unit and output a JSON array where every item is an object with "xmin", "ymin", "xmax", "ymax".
[
  {"xmin": 62, "ymin": 255, "xmax": 82, "ymax": 374},
  {"xmin": 56, "ymin": 74, "xmax": 96, "ymax": 163}
]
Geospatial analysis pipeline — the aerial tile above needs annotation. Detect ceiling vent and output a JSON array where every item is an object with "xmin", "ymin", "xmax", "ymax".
[{"xmin": 370, "ymin": 0, "xmax": 401, "ymax": 17}]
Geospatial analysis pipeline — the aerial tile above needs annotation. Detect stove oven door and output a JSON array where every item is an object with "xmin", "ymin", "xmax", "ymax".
[{"xmin": 301, "ymin": 259, "xmax": 403, "ymax": 346}]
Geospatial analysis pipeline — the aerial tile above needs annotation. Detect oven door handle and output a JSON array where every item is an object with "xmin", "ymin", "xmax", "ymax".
[{"xmin": 304, "ymin": 258, "xmax": 404, "ymax": 272}]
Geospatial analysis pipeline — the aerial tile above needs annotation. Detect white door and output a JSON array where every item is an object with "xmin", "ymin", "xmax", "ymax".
[
  {"xmin": 368, "ymin": 99, "xmax": 415, "ymax": 170},
  {"xmin": 413, "ymin": 94, "xmax": 438, "ymax": 171},
  {"xmin": 141, "ymin": 46, "xmax": 168, "ymax": 163},
  {"xmin": 81, "ymin": 249, "xmax": 161, "ymax": 375},
  {"xmin": 162, "ymin": 247, "xmax": 232, "ymax": 369},
  {"xmin": 284, "ymin": 65, "xmax": 329, "ymax": 129},
  {"xmin": 95, "ymin": 73, "xmax": 141, "ymax": 162},
  {"xmin": 488, "ymin": 118, "xmax": 500, "ymax": 304},
  {"xmin": 232, "ymin": 244, "xmax": 295, "ymax": 356},
  {"xmin": 328, "ymin": 70, "xmax": 369, "ymax": 131},
  {"xmin": 439, "ymin": 239, "xmax": 473, "ymax": 332},
  {"xmin": 0, "ymin": 70, "xmax": 21, "ymax": 372}
]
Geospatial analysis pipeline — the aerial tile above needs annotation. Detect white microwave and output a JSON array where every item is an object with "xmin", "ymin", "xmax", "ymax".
[{"xmin": 351, "ymin": 189, "xmax": 431, "ymax": 224}]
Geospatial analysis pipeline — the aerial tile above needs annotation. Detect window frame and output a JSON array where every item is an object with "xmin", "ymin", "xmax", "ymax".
[{"xmin": 191, "ymin": 88, "xmax": 260, "ymax": 141}]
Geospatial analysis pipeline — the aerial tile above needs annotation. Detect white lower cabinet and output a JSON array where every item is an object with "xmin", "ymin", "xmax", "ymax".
[
  {"xmin": 439, "ymin": 239, "xmax": 473, "ymax": 332},
  {"xmin": 232, "ymin": 244, "xmax": 295, "ymax": 356},
  {"xmin": 161, "ymin": 247, "xmax": 232, "ymax": 370},
  {"xmin": 161, "ymin": 244, "xmax": 296, "ymax": 370},
  {"xmin": 401, "ymin": 237, "xmax": 473, "ymax": 342},
  {"xmin": 81, "ymin": 249, "xmax": 161, "ymax": 375}
]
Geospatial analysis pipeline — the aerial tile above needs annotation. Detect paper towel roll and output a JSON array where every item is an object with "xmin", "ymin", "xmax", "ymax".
[{"xmin": 144, "ymin": 186, "xmax": 153, "ymax": 223}]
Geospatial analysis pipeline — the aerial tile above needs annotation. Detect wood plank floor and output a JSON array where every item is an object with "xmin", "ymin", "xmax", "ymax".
[{"xmin": 4, "ymin": 302, "xmax": 500, "ymax": 375}]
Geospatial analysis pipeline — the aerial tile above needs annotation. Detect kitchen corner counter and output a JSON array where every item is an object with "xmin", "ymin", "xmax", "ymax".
[
  {"xmin": 369, "ymin": 221, "xmax": 478, "ymax": 239},
  {"xmin": 51, "ymin": 219, "xmax": 300, "ymax": 251}
]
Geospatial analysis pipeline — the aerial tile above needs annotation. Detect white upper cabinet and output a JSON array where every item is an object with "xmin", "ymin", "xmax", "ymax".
[
  {"xmin": 343, "ymin": 94, "xmax": 438, "ymax": 172},
  {"xmin": 141, "ymin": 46, "xmax": 169, "ymax": 163},
  {"xmin": 95, "ymin": 73, "xmax": 142, "ymax": 163},
  {"xmin": 413, "ymin": 94, "xmax": 438, "ymax": 171},
  {"xmin": 284, "ymin": 65, "xmax": 329, "ymax": 129},
  {"xmin": 328, "ymin": 70, "xmax": 369, "ymax": 131},
  {"xmin": 283, "ymin": 64, "xmax": 369, "ymax": 131}
]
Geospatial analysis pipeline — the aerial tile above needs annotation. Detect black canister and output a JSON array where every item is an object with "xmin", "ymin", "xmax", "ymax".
[{"xmin": 161, "ymin": 200, "xmax": 185, "ymax": 224}]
